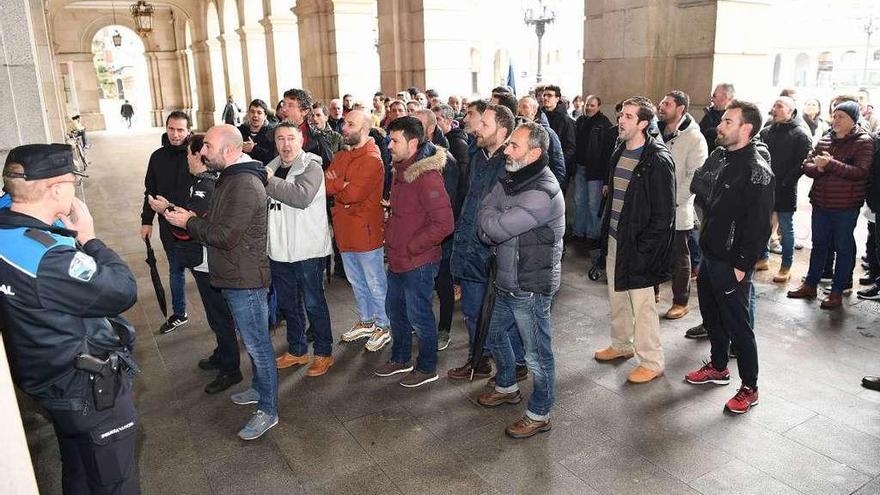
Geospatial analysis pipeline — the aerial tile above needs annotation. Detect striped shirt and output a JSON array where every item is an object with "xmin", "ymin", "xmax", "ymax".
[{"xmin": 609, "ymin": 147, "xmax": 643, "ymax": 239}]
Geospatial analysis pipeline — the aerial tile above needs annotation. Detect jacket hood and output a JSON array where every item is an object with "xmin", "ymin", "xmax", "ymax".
[
  {"xmin": 221, "ymin": 159, "xmax": 268, "ymax": 185},
  {"xmin": 401, "ymin": 142, "xmax": 447, "ymax": 183}
]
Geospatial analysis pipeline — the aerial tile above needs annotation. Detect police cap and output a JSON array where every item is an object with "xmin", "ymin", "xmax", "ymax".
[{"xmin": 3, "ymin": 144, "xmax": 86, "ymax": 181}]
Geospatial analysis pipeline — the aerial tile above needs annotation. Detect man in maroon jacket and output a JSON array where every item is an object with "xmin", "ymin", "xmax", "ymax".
[{"xmin": 373, "ymin": 116, "xmax": 454, "ymax": 388}]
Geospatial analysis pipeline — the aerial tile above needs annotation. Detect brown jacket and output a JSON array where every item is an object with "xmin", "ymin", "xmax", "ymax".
[
  {"xmin": 325, "ymin": 140, "xmax": 385, "ymax": 252},
  {"xmin": 187, "ymin": 158, "xmax": 270, "ymax": 289},
  {"xmin": 803, "ymin": 126, "xmax": 873, "ymax": 211}
]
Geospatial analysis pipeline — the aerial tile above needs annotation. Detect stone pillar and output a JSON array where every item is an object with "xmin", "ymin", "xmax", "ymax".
[
  {"xmin": 295, "ymin": 1, "xmax": 335, "ymax": 100},
  {"xmin": 330, "ymin": 0, "xmax": 380, "ymax": 102},
  {"xmin": 192, "ymin": 39, "xmax": 220, "ymax": 129},
  {"xmin": 262, "ymin": 15, "xmax": 302, "ymax": 103},
  {"xmin": 57, "ymin": 52, "xmax": 105, "ymax": 130},
  {"xmin": 144, "ymin": 50, "xmax": 186, "ymax": 127},
  {"xmin": 219, "ymin": 33, "xmax": 247, "ymax": 109},
  {"xmin": 176, "ymin": 49, "xmax": 192, "ymax": 115},
  {"xmin": 238, "ymin": 25, "xmax": 272, "ymax": 103}
]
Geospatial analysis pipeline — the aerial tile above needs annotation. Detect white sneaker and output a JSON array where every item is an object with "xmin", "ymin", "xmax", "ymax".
[
  {"xmin": 365, "ymin": 327, "xmax": 391, "ymax": 352},
  {"xmin": 341, "ymin": 320, "xmax": 375, "ymax": 342}
]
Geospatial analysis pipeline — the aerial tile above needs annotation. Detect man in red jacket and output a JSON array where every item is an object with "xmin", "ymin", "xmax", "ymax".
[{"xmin": 373, "ymin": 116, "xmax": 454, "ymax": 387}]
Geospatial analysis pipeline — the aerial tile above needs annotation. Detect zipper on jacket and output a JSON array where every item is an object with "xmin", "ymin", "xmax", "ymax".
[{"xmin": 725, "ymin": 220, "xmax": 736, "ymax": 251}]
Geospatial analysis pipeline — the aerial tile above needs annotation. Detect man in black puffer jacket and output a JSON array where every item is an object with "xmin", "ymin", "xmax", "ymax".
[
  {"xmin": 594, "ymin": 97, "xmax": 675, "ymax": 385},
  {"xmin": 541, "ymin": 85, "xmax": 576, "ymax": 191}
]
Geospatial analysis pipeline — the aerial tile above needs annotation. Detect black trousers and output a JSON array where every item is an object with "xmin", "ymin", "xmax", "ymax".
[
  {"xmin": 698, "ymin": 257, "xmax": 758, "ymax": 388},
  {"xmin": 434, "ymin": 256, "xmax": 454, "ymax": 332},
  {"xmin": 52, "ymin": 379, "xmax": 139, "ymax": 495},
  {"xmin": 192, "ymin": 270, "xmax": 241, "ymax": 373}
]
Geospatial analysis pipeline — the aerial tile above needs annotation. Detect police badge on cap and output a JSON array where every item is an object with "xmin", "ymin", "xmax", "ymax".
[{"xmin": 3, "ymin": 144, "xmax": 87, "ymax": 181}]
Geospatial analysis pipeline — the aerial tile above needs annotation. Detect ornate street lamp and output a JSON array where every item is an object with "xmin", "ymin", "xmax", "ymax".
[
  {"xmin": 111, "ymin": 0, "xmax": 122, "ymax": 47},
  {"xmin": 523, "ymin": 0, "xmax": 555, "ymax": 83},
  {"xmin": 130, "ymin": 0, "xmax": 155, "ymax": 37}
]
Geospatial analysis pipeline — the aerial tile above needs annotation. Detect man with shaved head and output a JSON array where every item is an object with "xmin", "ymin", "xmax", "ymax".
[{"xmin": 164, "ymin": 124, "xmax": 277, "ymax": 441}]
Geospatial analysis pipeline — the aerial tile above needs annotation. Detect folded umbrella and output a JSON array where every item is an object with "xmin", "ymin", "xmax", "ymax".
[
  {"xmin": 144, "ymin": 237, "xmax": 168, "ymax": 317},
  {"xmin": 469, "ymin": 255, "xmax": 497, "ymax": 381}
]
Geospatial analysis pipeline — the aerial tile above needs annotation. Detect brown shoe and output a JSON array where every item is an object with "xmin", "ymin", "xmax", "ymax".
[
  {"xmin": 276, "ymin": 352, "xmax": 309, "ymax": 369},
  {"xmin": 787, "ymin": 283, "xmax": 817, "ymax": 299},
  {"xmin": 820, "ymin": 292, "xmax": 843, "ymax": 309},
  {"xmin": 477, "ymin": 389, "xmax": 522, "ymax": 407},
  {"xmin": 773, "ymin": 266, "xmax": 791, "ymax": 283},
  {"xmin": 505, "ymin": 416, "xmax": 552, "ymax": 439},
  {"xmin": 594, "ymin": 346, "xmax": 634, "ymax": 362},
  {"xmin": 305, "ymin": 356, "xmax": 334, "ymax": 377},
  {"xmin": 664, "ymin": 304, "xmax": 689, "ymax": 320},
  {"xmin": 627, "ymin": 365, "xmax": 663, "ymax": 384},
  {"xmin": 754, "ymin": 259, "xmax": 770, "ymax": 271},
  {"xmin": 447, "ymin": 358, "xmax": 492, "ymax": 380}
]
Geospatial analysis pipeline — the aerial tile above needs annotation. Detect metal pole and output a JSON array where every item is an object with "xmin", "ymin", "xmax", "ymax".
[
  {"xmin": 536, "ymin": 30, "xmax": 544, "ymax": 83},
  {"xmin": 865, "ymin": 18, "xmax": 874, "ymax": 84}
]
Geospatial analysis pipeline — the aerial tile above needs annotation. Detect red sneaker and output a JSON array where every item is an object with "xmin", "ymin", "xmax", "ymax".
[
  {"xmin": 725, "ymin": 385, "xmax": 759, "ymax": 414},
  {"xmin": 685, "ymin": 361, "xmax": 730, "ymax": 385}
]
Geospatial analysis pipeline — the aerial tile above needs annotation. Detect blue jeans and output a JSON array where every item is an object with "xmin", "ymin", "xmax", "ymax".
[
  {"xmin": 459, "ymin": 279, "xmax": 525, "ymax": 364},
  {"xmin": 805, "ymin": 207, "xmax": 859, "ymax": 294},
  {"xmin": 222, "ymin": 288, "xmax": 276, "ymax": 416},
  {"xmin": 387, "ymin": 263, "xmax": 439, "ymax": 374},
  {"xmin": 341, "ymin": 248, "xmax": 389, "ymax": 327},
  {"xmin": 761, "ymin": 211, "xmax": 795, "ymax": 268},
  {"xmin": 270, "ymin": 258, "xmax": 333, "ymax": 357},
  {"xmin": 162, "ymin": 239, "xmax": 187, "ymax": 316},
  {"xmin": 688, "ymin": 228, "xmax": 701, "ymax": 268},
  {"xmin": 490, "ymin": 289, "xmax": 556, "ymax": 420},
  {"xmin": 585, "ymin": 179, "xmax": 604, "ymax": 240},
  {"xmin": 573, "ymin": 167, "xmax": 588, "ymax": 237}
]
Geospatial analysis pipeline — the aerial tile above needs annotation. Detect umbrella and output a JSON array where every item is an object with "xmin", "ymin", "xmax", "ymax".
[
  {"xmin": 144, "ymin": 237, "xmax": 168, "ymax": 317},
  {"xmin": 469, "ymin": 255, "xmax": 497, "ymax": 381}
]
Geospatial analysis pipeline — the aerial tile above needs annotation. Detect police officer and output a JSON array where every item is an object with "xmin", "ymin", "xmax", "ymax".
[{"xmin": 0, "ymin": 144, "xmax": 140, "ymax": 494}]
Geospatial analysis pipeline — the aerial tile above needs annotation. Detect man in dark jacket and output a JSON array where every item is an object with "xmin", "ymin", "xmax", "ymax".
[
  {"xmin": 140, "ymin": 111, "xmax": 193, "ymax": 334},
  {"xmin": 593, "ymin": 97, "xmax": 675, "ymax": 385},
  {"xmin": 165, "ymin": 125, "xmax": 276, "ymax": 441},
  {"xmin": 283, "ymin": 88, "xmax": 334, "ymax": 168},
  {"xmin": 239, "ymin": 99, "xmax": 276, "ymax": 165},
  {"xmin": 573, "ymin": 95, "xmax": 613, "ymax": 244},
  {"xmin": 699, "ymin": 84, "xmax": 734, "ymax": 147},
  {"xmin": 517, "ymin": 96, "xmax": 567, "ymax": 188},
  {"xmin": 756, "ymin": 97, "xmax": 813, "ymax": 283},
  {"xmin": 476, "ymin": 121, "xmax": 565, "ymax": 439},
  {"xmin": 222, "ymin": 96, "xmax": 240, "ymax": 125},
  {"xmin": 857, "ymin": 137, "xmax": 880, "ymax": 301},
  {"xmin": 373, "ymin": 117, "xmax": 454, "ymax": 388},
  {"xmin": 685, "ymin": 100, "xmax": 774, "ymax": 415},
  {"xmin": 541, "ymin": 85, "xmax": 576, "ymax": 191},
  {"xmin": 434, "ymin": 103, "xmax": 471, "ymax": 191},
  {"xmin": 788, "ymin": 101, "xmax": 874, "ymax": 309}
]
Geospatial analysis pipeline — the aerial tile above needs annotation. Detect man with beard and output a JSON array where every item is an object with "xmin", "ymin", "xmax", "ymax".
[
  {"xmin": 573, "ymin": 95, "xmax": 612, "ymax": 245},
  {"xmin": 164, "ymin": 125, "xmax": 276, "ymax": 440},
  {"xmin": 476, "ymin": 121, "xmax": 565, "ymax": 438},
  {"xmin": 699, "ymin": 83, "xmax": 735, "ymax": 147},
  {"xmin": 685, "ymin": 100, "xmax": 773, "ymax": 415},
  {"xmin": 140, "ymin": 111, "xmax": 193, "ymax": 334},
  {"xmin": 239, "ymin": 99, "xmax": 276, "ymax": 165},
  {"xmin": 328, "ymin": 110, "xmax": 391, "ymax": 352}
]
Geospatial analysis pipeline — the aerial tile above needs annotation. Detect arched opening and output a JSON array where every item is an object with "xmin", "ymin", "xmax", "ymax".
[
  {"xmin": 771, "ymin": 53, "xmax": 782, "ymax": 86},
  {"xmin": 817, "ymin": 51, "xmax": 833, "ymax": 88},
  {"xmin": 838, "ymin": 50, "xmax": 859, "ymax": 85},
  {"xmin": 222, "ymin": 0, "xmax": 246, "ymax": 118},
  {"xmin": 793, "ymin": 53, "xmax": 809, "ymax": 87},
  {"xmin": 91, "ymin": 25, "xmax": 151, "ymax": 130},
  {"xmin": 207, "ymin": 1, "xmax": 226, "ymax": 124},
  {"xmin": 185, "ymin": 20, "xmax": 199, "ymax": 129}
]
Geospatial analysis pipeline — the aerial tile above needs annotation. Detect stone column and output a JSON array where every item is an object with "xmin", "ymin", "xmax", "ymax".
[
  {"xmin": 144, "ymin": 50, "xmax": 186, "ymax": 127},
  {"xmin": 56, "ymin": 52, "xmax": 105, "ymax": 130},
  {"xmin": 192, "ymin": 39, "xmax": 220, "ymax": 129},
  {"xmin": 219, "ymin": 32, "xmax": 247, "ymax": 108},
  {"xmin": 329, "ymin": 0, "xmax": 379, "ymax": 102},
  {"xmin": 176, "ymin": 49, "xmax": 192, "ymax": 115},
  {"xmin": 262, "ymin": 15, "xmax": 302, "ymax": 103},
  {"xmin": 295, "ymin": 1, "xmax": 335, "ymax": 100},
  {"xmin": 238, "ymin": 25, "xmax": 272, "ymax": 103}
]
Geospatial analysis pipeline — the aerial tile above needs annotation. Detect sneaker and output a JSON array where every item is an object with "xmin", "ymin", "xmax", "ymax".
[
  {"xmin": 477, "ymin": 389, "xmax": 522, "ymax": 407},
  {"xmin": 685, "ymin": 361, "xmax": 730, "ymax": 385},
  {"xmin": 794, "ymin": 242, "xmax": 803, "ymax": 250},
  {"xmin": 158, "ymin": 313, "xmax": 188, "ymax": 334},
  {"xmin": 374, "ymin": 361, "xmax": 413, "ymax": 377},
  {"xmin": 341, "ymin": 320, "xmax": 375, "ymax": 342},
  {"xmin": 400, "ymin": 370, "xmax": 439, "ymax": 388},
  {"xmin": 684, "ymin": 323, "xmax": 708, "ymax": 339},
  {"xmin": 821, "ymin": 284, "xmax": 852, "ymax": 295},
  {"xmin": 276, "ymin": 352, "xmax": 309, "ymax": 369},
  {"xmin": 857, "ymin": 284, "xmax": 880, "ymax": 300},
  {"xmin": 448, "ymin": 358, "xmax": 492, "ymax": 380},
  {"xmin": 205, "ymin": 371, "xmax": 243, "ymax": 394},
  {"xmin": 230, "ymin": 387, "xmax": 260, "ymax": 405},
  {"xmin": 365, "ymin": 327, "xmax": 391, "ymax": 352},
  {"xmin": 505, "ymin": 416, "xmax": 552, "ymax": 439},
  {"xmin": 487, "ymin": 364, "xmax": 529, "ymax": 387},
  {"xmin": 725, "ymin": 384, "xmax": 759, "ymax": 414},
  {"xmin": 729, "ymin": 342, "xmax": 738, "ymax": 358},
  {"xmin": 238, "ymin": 410, "xmax": 279, "ymax": 440},
  {"xmin": 437, "ymin": 329, "xmax": 451, "ymax": 351}
]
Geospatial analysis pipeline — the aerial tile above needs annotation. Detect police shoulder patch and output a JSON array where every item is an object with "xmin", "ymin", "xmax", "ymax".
[{"xmin": 68, "ymin": 252, "xmax": 97, "ymax": 281}]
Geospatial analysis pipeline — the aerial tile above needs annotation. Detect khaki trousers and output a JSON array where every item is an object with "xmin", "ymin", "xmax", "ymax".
[{"xmin": 606, "ymin": 237, "xmax": 664, "ymax": 372}]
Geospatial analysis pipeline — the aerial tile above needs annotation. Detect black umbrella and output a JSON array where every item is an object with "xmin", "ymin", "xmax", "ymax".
[
  {"xmin": 469, "ymin": 255, "xmax": 497, "ymax": 381},
  {"xmin": 144, "ymin": 237, "xmax": 168, "ymax": 317}
]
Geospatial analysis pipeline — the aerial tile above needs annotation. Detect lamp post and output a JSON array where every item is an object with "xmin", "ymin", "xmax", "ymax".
[
  {"xmin": 111, "ymin": 0, "xmax": 122, "ymax": 47},
  {"xmin": 523, "ymin": 0, "xmax": 555, "ymax": 83},
  {"xmin": 864, "ymin": 17, "xmax": 876, "ymax": 84},
  {"xmin": 130, "ymin": 0, "xmax": 154, "ymax": 37}
]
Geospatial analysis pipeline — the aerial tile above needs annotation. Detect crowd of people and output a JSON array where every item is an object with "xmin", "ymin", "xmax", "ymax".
[{"xmin": 2, "ymin": 79, "xmax": 880, "ymax": 493}]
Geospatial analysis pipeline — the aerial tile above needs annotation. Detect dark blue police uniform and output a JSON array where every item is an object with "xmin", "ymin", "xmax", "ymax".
[{"xmin": 0, "ymin": 144, "xmax": 140, "ymax": 494}]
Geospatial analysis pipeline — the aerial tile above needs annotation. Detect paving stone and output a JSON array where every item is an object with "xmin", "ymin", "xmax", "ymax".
[
  {"xmin": 688, "ymin": 458, "xmax": 801, "ymax": 495},
  {"xmin": 783, "ymin": 415, "xmax": 880, "ymax": 477}
]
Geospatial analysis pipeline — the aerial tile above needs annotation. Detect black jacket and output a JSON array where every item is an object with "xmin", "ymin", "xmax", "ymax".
[
  {"xmin": 238, "ymin": 122, "xmax": 277, "ymax": 165},
  {"xmin": 601, "ymin": 136, "xmax": 676, "ymax": 290},
  {"xmin": 868, "ymin": 132, "xmax": 880, "ymax": 213},
  {"xmin": 758, "ymin": 112, "xmax": 813, "ymax": 212},
  {"xmin": 171, "ymin": 171, "xmax": 219, "ymax": 268},
  {"xmin": 0, "ymin": 210, "xmax": 137, "ymax": 411},
  {"xmin": 699, "ymin": 107, "xmax": 724, "ymax": 148},
  {"xmin": 446, "ymin": 127, "xmax": 471, "ymax": 202},
  {"xmin": 545, "ymin": 104, "xmax": 576, "ymax": 176},
  {"xmin": 141, "ymin": 135, "xmax": 192, "ymax": 244},
  {"xmin": 699, "ymin": 142, "xmax": 775, "ymax": 272},
  {"xmin": 574, "ymin": 111, "xmax": 613, "ymax": 180}
]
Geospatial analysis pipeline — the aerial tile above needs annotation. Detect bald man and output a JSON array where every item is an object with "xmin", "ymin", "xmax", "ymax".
[{"xmin": 164, "ymin": 124, "xmax": 278, "ymax": 441}]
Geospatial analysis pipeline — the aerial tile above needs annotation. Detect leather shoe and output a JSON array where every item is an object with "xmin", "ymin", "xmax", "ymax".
[
  {"xmin": 861, "ymin": 376, "xmax": 880, "ymax": 391},
  {"xmin": 477, "ymin": 389, "xmax": 522, "ymax": 407},
  {"xmin": 820, "ymin": 292, "xmax": 843, "ymax": 309},
  {"xmin": 594, "ymin": 346, "xmax": 634, "ymax": 361},
  {"xmin": 198, "ymin": 356, "xmax": 221, "ymax": 371},
  {"xmin": 505, "ymin": 416, "xmax": 551, "ymax": 439},
  {"xmin": 773, "ymin": 266, "xmax": 791, "ymax": 283},
  {"xmin": 664, "ymin": 304, "xmax": 689, "ymax": 320},
  {"xmin": 305, "ymin": 356, "xmax": 334, "ymax": 377},
  {"xmin": 787, "ymin": 283, "xmax": 817, "ymax": 299},
  {"xmin": 447, "ymin": 358, "xmax": 492, "ymax": 380},
  {"xmin": 205, "ymin": 371, "xmax": 243, "ymax": 394},
  {"xmin": 276, "ymin": 352, "xmax": 309, "ymax": 369},
  {"xmin": 627, "ymin": 366, "xmax": 663, "ymax": 384}
]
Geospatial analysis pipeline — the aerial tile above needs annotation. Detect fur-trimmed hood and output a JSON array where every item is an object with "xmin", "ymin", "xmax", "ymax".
[{"xmin": 398, "ymin": 142, "xmax": 448, "ymax": 183}]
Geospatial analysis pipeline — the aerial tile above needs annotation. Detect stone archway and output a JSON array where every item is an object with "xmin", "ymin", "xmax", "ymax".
[{"xmin": 90, "ymin": 25, "xmax": 152, "ymax": 130}]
